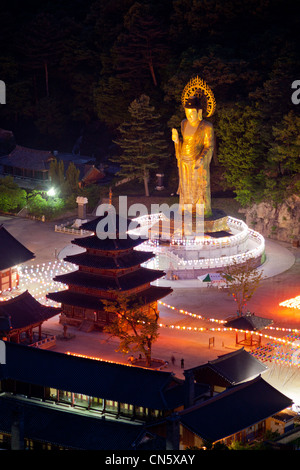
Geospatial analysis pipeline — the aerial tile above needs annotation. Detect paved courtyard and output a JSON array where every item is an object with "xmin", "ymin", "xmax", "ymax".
[{"xmin": 1, "ymin": 214, "xmax": 300, "ymax": 406}]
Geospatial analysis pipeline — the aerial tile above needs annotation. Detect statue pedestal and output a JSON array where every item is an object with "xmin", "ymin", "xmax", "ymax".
[
  {"xmin": 204, "ymin": 209, "xmax": 229, "ymax": 233},
  {"xmin": 131, "ymin": 210, "xmax": 265, "ymax": 280},
  {"xmin": 148, "ymin": 208, "xmax": 229, "ymax": 240}
]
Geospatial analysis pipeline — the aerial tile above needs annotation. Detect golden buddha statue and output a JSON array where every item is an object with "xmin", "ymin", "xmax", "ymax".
[{"xmin": 172, "ymin": 95, "xmax": 214, "ymax": 217}]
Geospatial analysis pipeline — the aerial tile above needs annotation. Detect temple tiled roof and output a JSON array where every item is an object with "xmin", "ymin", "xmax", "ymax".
[
  {"xmin": 53, "ymin": 267, "xmax": 166, "ymax": 292},
  {"xmin": 1, "ymin": 145, "xmax": 53, "ymax": 171},
  {"xmin": 0, "ymin": 341, "xmax": 182, "ymax": 410},
  {"xmin": 224, "ymin": 313, "xmax": 273, "ymax": 331},
  {"xmin": 179, "ymin": 376, "xmax": 293, "ymax": 443},
  {"xmin": 65, "ymin": 250, "xmax": 154, "ymax": 270},
  {"xmin": 71, "ymin": 235, "xmax": 145, "ymax": 252},
  {"xmin": 0, "ymin": 290, "xmax": 59, "ymax": 332},
  {"xmin": 47, "ymin": 285, "xmax": 172, "ymax": 309},
  {"xmin": 185, "ymin": 348, "xmax": 267, "ymax": 387},
  {"xmin": 0, "ymin": 225, "xmax": 35, "ymax": 271}
]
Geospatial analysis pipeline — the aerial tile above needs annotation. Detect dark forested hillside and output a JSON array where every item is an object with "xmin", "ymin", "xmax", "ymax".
[{"xmin": 0, "ymin": 0, "xmax": 299, "ymax": 204}]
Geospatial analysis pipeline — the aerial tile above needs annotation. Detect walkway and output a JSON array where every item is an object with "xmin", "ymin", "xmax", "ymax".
[
  {"xmin": 1, "ymin": 215, "xmax": 300, "ymax": 407},
  {"xmin": 156, "ymin": 238, "xmax": 296, "ymax": 289}
]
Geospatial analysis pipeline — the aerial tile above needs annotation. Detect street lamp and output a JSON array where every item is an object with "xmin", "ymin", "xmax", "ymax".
[{"xmin": 47, "ymin": 187, "xmax": 56, "ymax": 197}]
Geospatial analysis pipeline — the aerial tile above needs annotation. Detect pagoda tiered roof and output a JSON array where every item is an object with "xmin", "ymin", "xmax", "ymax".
[
  {"xmin": 71, "ymin": 236, "xmax": 145, "ymax": 252},
  {"xmin": 47, "ymin": 214, "xmax": 172, "ymax": 325},
  {"xmin": 71, "ymin": 213, "xmax": 147, "ymax": 252},
  {"xmin": 47, "ymin": 285, "xmax": 172, "ymax": 310},
  {"xmin": 80, "ymin": 214, "xmax": 138, "ymax": 234},
  {"xmin": 65, "ymin": 250, "xmax": 154, "ymax": 270},
  {"xmin": 53, "ymin": 267, "xmax": 166, "ymax": 292}
]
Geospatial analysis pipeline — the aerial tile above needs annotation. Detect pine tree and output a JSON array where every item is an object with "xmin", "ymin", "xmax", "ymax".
[
  {"xmin": 66, "ymin": 162, "xmax": 80, "ymax": 193},
  {"xmin": 49, "ymin": 158, "xmax": 65, "ymax": 192},
  {"xmin": 113, "ymin": 94, "xmax": 169, "ymax": 196},
  {"xmin": 219, "ymin": 257, "xmax": 263, "ymax": 316},
  {"xmin": 58, "ymin": 160, "xmax": 65, "ymax": 187},
  {"xmin": 17, "ymin": 13, "xmax": 63, "ymax": 98},
  {"xmin": 113, "ymin": 2, "xmax": 169, "ymax": 87},
  {"xmin": 49, "ymin": 159, "xmax": 59, "ymax": 186}
]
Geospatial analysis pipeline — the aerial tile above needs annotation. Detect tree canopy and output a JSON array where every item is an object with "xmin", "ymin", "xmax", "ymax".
[
  {"xmin": 0, "ymin": 0, "xmax": 299, "ymax": 204},
  {"xmin": 219, "ymin": 257, "xmax": 264, "ymax": 315},
  {"xmin": 113, "ymin": 94, "xmax": 169, "ymax": 196},
  {"xmin": 103, "ymin": 294, "xmax": 160, "ymax": 367}
]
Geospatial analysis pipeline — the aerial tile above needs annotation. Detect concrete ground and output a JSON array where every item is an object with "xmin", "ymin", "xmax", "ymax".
[{"xmin": 1, "ymin": 214, "xmax": 300, "ymax": 406}]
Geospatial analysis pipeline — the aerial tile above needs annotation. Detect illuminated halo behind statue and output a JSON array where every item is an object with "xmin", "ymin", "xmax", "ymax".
[{"xmin": 181, "ymin": 76, "xmax": 216, "ymax": 118}]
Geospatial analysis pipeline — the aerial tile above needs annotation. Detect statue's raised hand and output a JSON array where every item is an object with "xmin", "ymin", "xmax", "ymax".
[{"xmin": 172, "ymin": 128, "xmax": 179, "ymax": 144}]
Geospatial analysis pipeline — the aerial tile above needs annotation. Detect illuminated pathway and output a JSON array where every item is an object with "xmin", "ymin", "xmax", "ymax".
[
  {"xmin": 0, "ymin": 252, "xmax": 298, "ymax": 408},
  {"xmin": 0, "ymin": 254, "xmax": 298, "ymax": 366},
  {"xmin": 0, "ymin": 260, "xmax": 74, "ymax": 305},
  {"xmin": 0, "ymin": 215, "xmax": 299, "ymax": 406}
]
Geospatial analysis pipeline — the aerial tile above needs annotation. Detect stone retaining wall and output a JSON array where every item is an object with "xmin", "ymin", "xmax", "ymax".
[{"xmin": 242, "ymin": 195, "xmax": 300, "ymax": 246}]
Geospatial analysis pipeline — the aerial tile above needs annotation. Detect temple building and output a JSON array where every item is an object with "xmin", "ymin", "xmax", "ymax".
[
  {"xmin": 47, "ymin": 215, "xmax": 172, "ymax": 331},
  {"xmin": 163, "ymin": 376, "xmax": 294, "ymax": 449},
  {"xmin": 0, "ymin": 225, "xmax": 34, "ymax": 293},
  {"xmin": 0, "ymin": 144, "xmax": 104, "ymax": 189},
  {"xmin": 0, "ymin": 290, "xmax": 59, "ymax": 347},
  {"xmin": 184, "ymin": 348, "xmax": 268, "ymax": 398},
  {"xmin": 0, "ymin": 145, "xmax": 53, "ymax": 182},
  {"xmin": 0, "ymin": 341, "xmax": 207, "ymax": 449},
  {"xmin": 0, "ymin": 342, "xmax": 295, "ymax": 450}
]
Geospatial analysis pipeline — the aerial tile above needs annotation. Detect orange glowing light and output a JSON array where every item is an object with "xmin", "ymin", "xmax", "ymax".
[
  {"xmin": 66, "ymin": 351, "xmax": 134, "ymax": 366},
  {"xmin": 279, "ymin": 295, "xmax": 300, "ymax": 309}
]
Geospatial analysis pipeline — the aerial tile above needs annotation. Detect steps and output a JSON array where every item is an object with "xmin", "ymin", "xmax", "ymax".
[{"xmin": 79, "ymin": 320, "xmax": 95, "ymax": 333}]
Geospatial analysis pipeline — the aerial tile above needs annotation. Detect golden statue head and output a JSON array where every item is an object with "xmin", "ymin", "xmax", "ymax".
[{"xmin": 184, "ymin": 96, "xmax": 203, "ymax": 124}]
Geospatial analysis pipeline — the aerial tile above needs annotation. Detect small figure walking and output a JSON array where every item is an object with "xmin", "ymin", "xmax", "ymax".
[
  {"xmin": 181, "ymin": 358, "xmax": 184, "ymax": 369},
  {"xmin": 171, "ymin": 355, "xmax": 175, "ymax": 365}
]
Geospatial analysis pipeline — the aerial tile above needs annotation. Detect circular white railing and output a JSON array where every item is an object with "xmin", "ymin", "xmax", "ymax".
[{"xmin": 132, "ymin": 213, "xmax": 265, "ymax": 271}]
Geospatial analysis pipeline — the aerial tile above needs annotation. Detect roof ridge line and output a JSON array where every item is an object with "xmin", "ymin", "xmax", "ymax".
[
  {"xmin": 209, "ymin": 347, "xmax": 245, "ymax": 364},
  {"xmin": 179, "ymin": 375, "xmax": 262, "ymax": 416}
]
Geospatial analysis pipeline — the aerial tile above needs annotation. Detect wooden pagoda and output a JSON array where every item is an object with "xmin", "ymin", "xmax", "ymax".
[{"xmin": 47, "ymin": 214, "xmax": 172, "ymax": 331}]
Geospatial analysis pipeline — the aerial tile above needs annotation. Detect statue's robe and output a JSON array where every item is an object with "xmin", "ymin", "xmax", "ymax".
[{"xmin": 175, "ymin": 119, "xmax": 214, "ymax": 216}]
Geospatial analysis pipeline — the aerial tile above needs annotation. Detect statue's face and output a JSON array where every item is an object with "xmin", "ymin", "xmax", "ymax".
[{"xmin": 185, "ymin": 107, "xmax": 201, "ymax": 124}]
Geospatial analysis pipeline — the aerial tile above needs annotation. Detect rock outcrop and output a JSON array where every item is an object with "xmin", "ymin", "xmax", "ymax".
[{"xmin": 241, "ymin": 195, "xmax": 300, "ymax": 246}]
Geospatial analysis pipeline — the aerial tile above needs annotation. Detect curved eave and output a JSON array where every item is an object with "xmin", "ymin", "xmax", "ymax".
[{"xmin": 53, "ymin": 267, "xmax": 166, "ymax": 292}]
